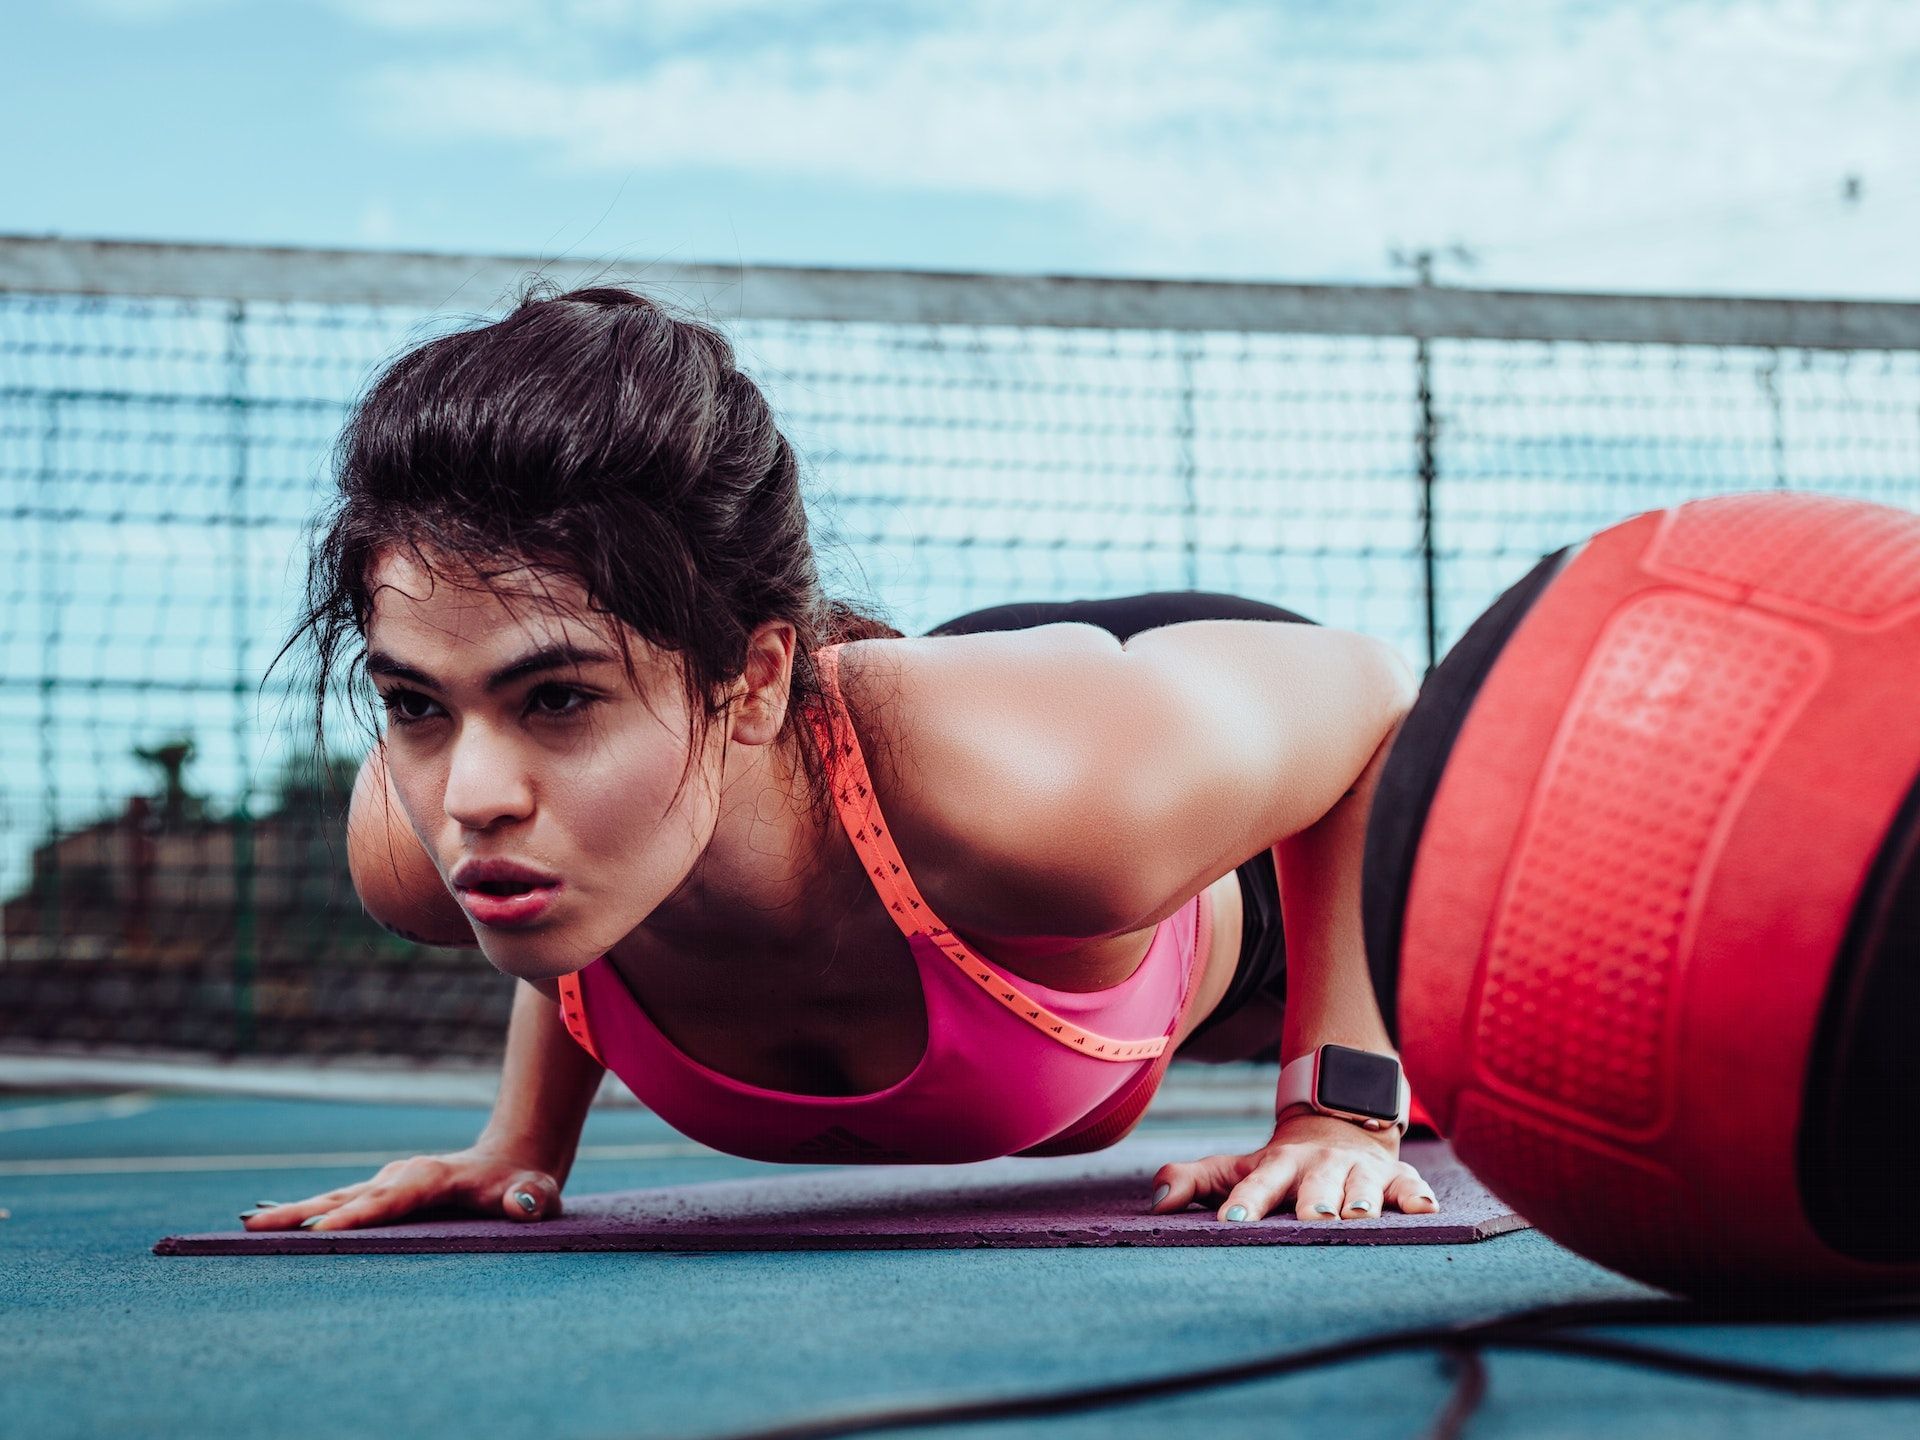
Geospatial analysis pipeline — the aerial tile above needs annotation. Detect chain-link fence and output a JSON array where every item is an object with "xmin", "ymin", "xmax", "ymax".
[{"xmin": 4, "ymin": 236, "xmax": 1917, "ymax": 1063}]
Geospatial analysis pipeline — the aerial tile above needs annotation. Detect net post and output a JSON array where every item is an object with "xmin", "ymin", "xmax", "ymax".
[
  {"xmin": 1175, "ymin": 335, "xmax": 1200, "ymax": 589},
  {"xmin": 226, "ymin": 299, "xmax": 257, "ymax": 1054},
  {"xmin": 36, "ymin": 391, "xmax": 63, "ymax": 959},
  {"xmin": 1415, "ymin": 336, "xmax": 1440, "ymax": 675}
]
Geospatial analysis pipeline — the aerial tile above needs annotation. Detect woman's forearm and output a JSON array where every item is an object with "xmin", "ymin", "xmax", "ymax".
[
  {"xmin": 1274, "ymin": 712, "xmax": 1406, "ymax": 1067},
  {"xmin": 477, "ymin": 978, "xmax": 607, "ymax": 1187}
]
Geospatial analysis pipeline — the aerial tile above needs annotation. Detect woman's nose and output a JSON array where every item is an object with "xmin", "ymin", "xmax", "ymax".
[{"xmin": 441, "ymin": 731, "xmax": 534, "ymax": 830}]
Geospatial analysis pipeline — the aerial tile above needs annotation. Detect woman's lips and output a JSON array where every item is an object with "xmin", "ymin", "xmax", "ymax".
[
  {"xmin": 456, "ymin": 882, "xmax": 562, "ymax": 929},
  {"xmin": 450, "ymin": 857, "xmax": 560, "ymax": 890}
]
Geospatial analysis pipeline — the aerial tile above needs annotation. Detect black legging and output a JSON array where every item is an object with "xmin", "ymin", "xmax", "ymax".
[{"xmin": 926, "ymin": 591, "xmax": 1298, "ymax": 1063}]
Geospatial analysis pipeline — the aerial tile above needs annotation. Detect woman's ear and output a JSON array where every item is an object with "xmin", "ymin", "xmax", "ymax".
[{"xmin": 730, "ymin": 620, "xmax": 797, "ymax": 746}]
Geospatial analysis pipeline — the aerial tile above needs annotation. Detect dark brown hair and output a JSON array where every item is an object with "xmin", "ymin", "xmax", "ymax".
[{"xmin": 272, "ymin": 281, "xmax": 899, "ymax": 812}]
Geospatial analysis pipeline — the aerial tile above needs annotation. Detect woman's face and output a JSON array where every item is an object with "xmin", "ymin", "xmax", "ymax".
[{"xmin": 361, "ymin": 548, "xmax": 724, "ymax": 981}]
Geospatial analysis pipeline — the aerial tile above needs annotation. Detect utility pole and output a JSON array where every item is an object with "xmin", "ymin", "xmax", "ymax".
[
  {"xmin": 1388, "ymin": 245, "xmax": 1476, "ymax": 673},
  {"xmin": 1388, "ymin": 244, "xmax": 1478, "ymax": 287}
]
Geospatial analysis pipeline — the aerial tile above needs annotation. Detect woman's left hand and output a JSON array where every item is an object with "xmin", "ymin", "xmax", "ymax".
[{"xmin": 1146, "ymin": 1110, "xmax": 1439, "ymax": 1222}]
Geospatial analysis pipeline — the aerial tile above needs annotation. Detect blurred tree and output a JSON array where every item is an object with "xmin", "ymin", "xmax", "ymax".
[{"xmin": 132, "ymin": 737, "xmax": 208, "ymax": 827}]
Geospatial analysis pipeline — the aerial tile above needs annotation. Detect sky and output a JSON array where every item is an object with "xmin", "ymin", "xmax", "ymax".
[{"xmin": 5, "ymin": 0, "xmax": 1918, "ymax": 298}]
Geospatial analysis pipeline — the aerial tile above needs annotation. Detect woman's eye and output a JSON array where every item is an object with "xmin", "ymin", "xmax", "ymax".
[
  {"xmin": 380, "ymin": 689, "xmax": 439, "ymax": 726},
  {"xmin": 528, "ymin": 683, "xmax": 592, "ymax": 719},
  {"xmin": 378, "ymin": 685, "xmax": 595, "ymax": 729}
]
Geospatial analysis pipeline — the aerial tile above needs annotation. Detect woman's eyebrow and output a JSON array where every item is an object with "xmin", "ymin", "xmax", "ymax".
[{"xmin": 365, "ymin": 644, "xmax": 618, "ymax": 694}]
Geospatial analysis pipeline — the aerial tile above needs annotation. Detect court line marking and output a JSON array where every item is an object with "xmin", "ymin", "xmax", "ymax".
[
  {"xmin": 0, "ymin": 1092, "xmax": 158, "ymax": 1132},
  {"xmin": 0, "ymin": 1141, "xmax": 713, "ymax": 1176}
]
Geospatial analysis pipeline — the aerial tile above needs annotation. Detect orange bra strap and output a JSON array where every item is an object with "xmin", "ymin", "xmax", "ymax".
[
  {"xmin": 555, "ymin": 971, "xmax": 605, "ymax": 1067},
  {"xmin": 811, "ymin": 645, "xmax": 1167, "ymax": 1062}
]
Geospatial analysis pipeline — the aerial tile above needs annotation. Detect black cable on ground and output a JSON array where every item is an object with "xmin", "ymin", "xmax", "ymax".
[
  {"xmin": 1425, "ymin": 1343, "xmax": 1487, "ymax": 1440},
  {"xmin": 697, "ymin": 1289, "xmax": 1920, "ymax": 1440}
]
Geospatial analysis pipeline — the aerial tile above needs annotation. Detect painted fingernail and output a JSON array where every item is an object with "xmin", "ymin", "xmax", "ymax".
[
  {"xmin": 512, "ymin": 1190, "xmax": 538, "ymax": 1214},
  {"xmin": 254, "ymin": 1201, "xmax": 284, "ymax": 1209},
  {"xmin": 1149, "ymin": 1183, "xmax": 1170, "ymax": 1209},
  {"xmin": 1348, "ymin": 1201, "xmax": 1372, "ymax": 1213},
  {"xmin": 1314, "ymin": 1204, "xmax": 1337, "ymax": 1216},
  {"xmin": 1224, "ymin": 1204, "xmax": 1249, "ymax": 1222},
  {"xmin": 237, "ymin": 1209, "xmax": 268, "ymax": 1221},
  {"xmin": 297, "ymin": 1216, "xmax": 324, "ymax": 1230}
]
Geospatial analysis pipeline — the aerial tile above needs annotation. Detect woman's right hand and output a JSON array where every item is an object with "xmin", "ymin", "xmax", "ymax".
[{"xmin": 237, "ymin": 1142, "xmax": 563, "ymax": 1232}]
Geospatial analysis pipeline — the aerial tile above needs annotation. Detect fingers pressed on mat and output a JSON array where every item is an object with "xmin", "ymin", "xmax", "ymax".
[
  {"xmin": 1339, "ymin": 1170, "xmax": 1382, "ymax": 1218},
  {"xmin": 239, "ymin": 1184, "xmax": 365, "ymax": 1229},
  {"xmin": 1386, "ymin": 1165, "xmax": 1440, "ymax": 1213},
  {"xmin": 499, "ymin": 1172, "xmax": 561, "ymax": 1221},
  {"xmin": 1218, "ymin": 1154, "xmax": 1310, "ymax": 1223},
  {"xmin": 1284, "ymin": 1160, "xmax": 1355, "ymax": 1222},
  {"xmin": 300, "ymin": 1187, "xmax": 402, "ymax": 1231},
  {"xmin": 1145, "ymin": 1150, "xmax": 1249, "ymax": 1215}
]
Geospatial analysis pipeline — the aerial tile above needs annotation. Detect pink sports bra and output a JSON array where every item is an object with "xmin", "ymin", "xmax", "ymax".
[{"xmin": 554, "ymin": 643, "xmax": 1212, "ymax": 1164}]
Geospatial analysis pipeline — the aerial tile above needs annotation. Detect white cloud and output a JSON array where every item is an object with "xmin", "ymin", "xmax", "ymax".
[{"xmin": 349, "ymin": 0, "xmax": 1920, "ymax": 293}]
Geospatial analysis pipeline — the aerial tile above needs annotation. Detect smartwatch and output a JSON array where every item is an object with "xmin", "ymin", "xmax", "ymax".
[{"xmin": 1275, "ymin": 1043, "xmax": 1411, "ymax": 1136}]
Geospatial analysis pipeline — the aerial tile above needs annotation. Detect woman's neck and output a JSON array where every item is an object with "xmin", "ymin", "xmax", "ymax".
[{"xmin": 616, "ymin": 725, "xmax": 861, "ymax": 960}]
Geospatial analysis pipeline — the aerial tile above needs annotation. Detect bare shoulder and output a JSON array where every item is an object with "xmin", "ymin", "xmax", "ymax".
[
  {"xmin": 830, "ymin": 618, "xmax": 1410, "ymax": 940},
  {"xmin": 834, "ymin": 622, "xmax": 1129, "ymax": 814},
  {"xmin": 833, "ymin": 624, "xmax": 1144, "ymax": 939}
]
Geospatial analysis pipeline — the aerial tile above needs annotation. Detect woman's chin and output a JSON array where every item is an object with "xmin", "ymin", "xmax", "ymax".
[{"xmin": 477, "ymin": 933, "xmax": 610, "ymax": 984}]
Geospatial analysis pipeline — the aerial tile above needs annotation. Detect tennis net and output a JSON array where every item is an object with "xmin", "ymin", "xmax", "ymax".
[{"xmin": 4, "ymin": 236, "xmax": 1917, "ymax": 1075}]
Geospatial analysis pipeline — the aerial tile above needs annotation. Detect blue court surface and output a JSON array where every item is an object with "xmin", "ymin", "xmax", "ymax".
[{"xmin": 4, "ymin": 1085, "xmax": 1919, "ymax": 1440}]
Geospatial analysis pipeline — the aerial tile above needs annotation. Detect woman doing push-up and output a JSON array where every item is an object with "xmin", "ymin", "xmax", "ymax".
[{"xmin": 244, "ymin": 285, "xmax": 1437, "ymax": 1236}]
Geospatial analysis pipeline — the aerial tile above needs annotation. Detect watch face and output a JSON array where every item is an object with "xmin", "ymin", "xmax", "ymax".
[{"xmin": 1316, "ymin": 1044, "xmax": 1401, "ymax": 1122}]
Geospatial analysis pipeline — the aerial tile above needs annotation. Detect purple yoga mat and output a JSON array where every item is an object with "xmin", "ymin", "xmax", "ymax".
[{"xmin": 156, "ymin": 1134, "xmax": 1528, "ymax": 1255}]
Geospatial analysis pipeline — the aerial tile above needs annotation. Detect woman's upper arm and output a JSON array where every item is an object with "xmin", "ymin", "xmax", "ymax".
[
  {"xmin": 1108, "ymin": 621, "xmax": 1416, "ymax": 908},
  {"xmin": 861, "ymin": 622, "xmax": 1415, "ymax": 936}
]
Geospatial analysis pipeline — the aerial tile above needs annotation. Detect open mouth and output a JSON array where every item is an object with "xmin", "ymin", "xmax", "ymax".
[{"xmin": 456, "ymin": 880, "xmax": 562, "ymax": 928}]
